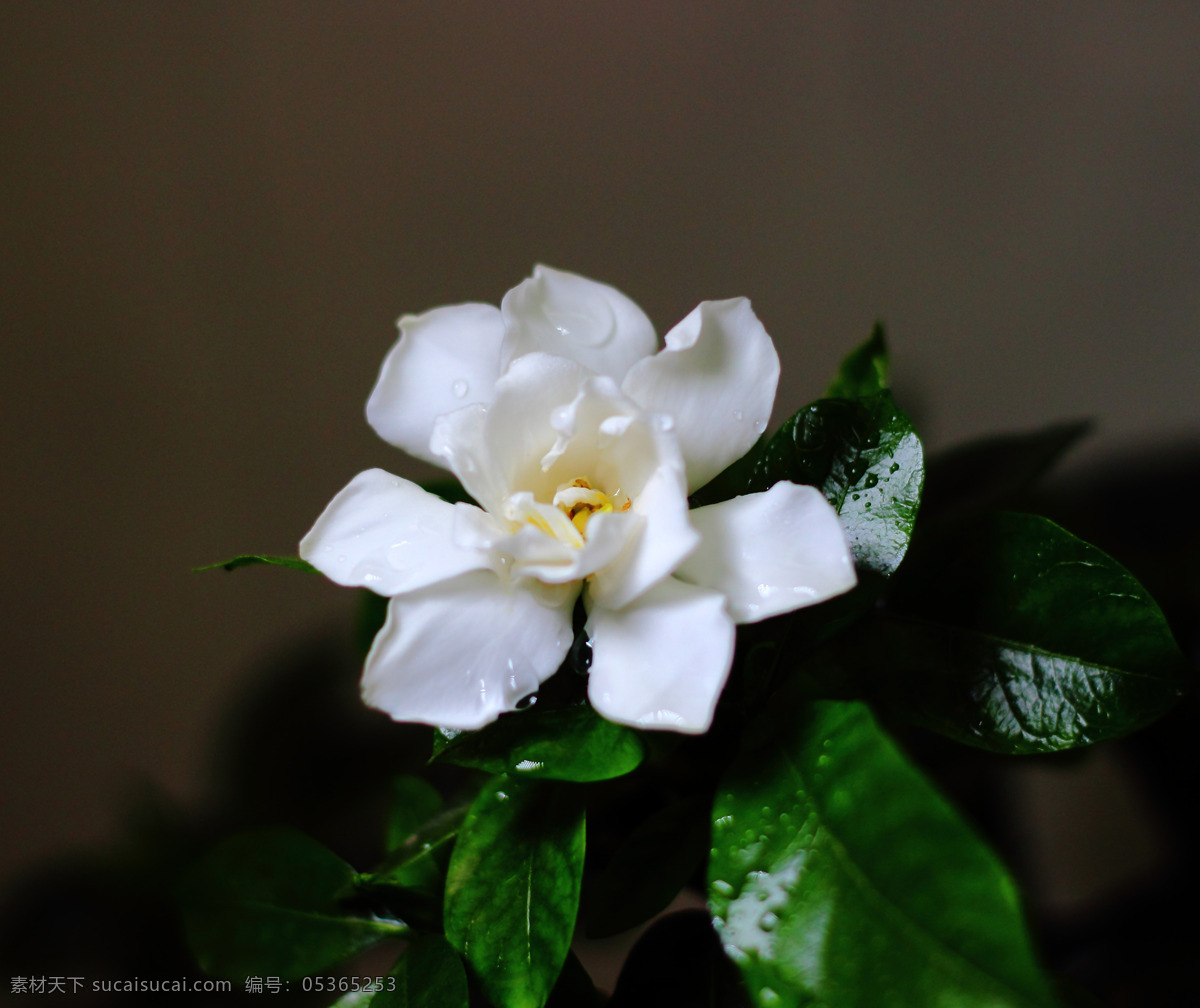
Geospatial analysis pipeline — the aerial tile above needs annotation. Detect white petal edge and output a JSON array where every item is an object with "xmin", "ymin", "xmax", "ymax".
[
  {"xmin": 366, "ymin": 303, "xmax": 504, "ymax": 467},
  {"xmin": 500, "ymin": 264, "xmax": 657, "ymax": 382},
  {"xmin": 675, "ymin": 481, "xmax": 857, "ymax": 624},
  {"xmin": 586, "ymin": 576, "xmax": 735, "ymax": 734},
  {"xmin": 586, "ymin": 447, "xmax": 699, "ymax": 611},
  {"xmin": 362, "ymin": 572, "xmax": 576, "ymax": 730},
  {"xmin": 621, "ymin": 297, "xmax": 779, "ymax": 491},
  {"xmin": 299, "ymin": 469, "xmax": 490, "ymax": 595}
]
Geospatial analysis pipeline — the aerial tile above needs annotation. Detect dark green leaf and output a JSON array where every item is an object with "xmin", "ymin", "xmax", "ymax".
[
  {"xmin": 178, "ymin": 829, "xmax": 406, "ymax": 980},
  {"xmin": 824, "ymin": 322, "xmax": 889, "ymax": 399},
  {"xmin": 445, "ymin": 778, "xmax": 585, "ymax": 1008},
  {"xmin": 586, "ymin": 796, "xmax": 710, "ymax": 938},
  {"xmin": 921, "ymin": 421, "xmax": 1091, "ymax": 519},
  {"xmin": 433, "ymin": 705, "xmax": 644, "ymax": 782},
  {"xmin": 373, "ymin": 935, "xmax": 469, "ymax": 1008},
  {"xmin": 193, "ymin": 554, "xmax": 318, "ymax": 573},
  {"xmin": 367, "ymin": 804, "xmax": 467, "ymax": 891},
  {"xmin": 870, "ymin": 511, "xmax": 1192, "ymax": 753},
  {"xmin": 386, "ymin": 776, "xmax": 444, "ymax": 854},
  {"xmin": 709, "ymin": 701, "xmax": 1059, "ymax": 1008},
  {"xmin": 749, "ymin": 391, "xmax": 924, "ymax": 580},
  {"xmin": 377, "ymin": 776, "xmax": 445, "ymax": 892}
]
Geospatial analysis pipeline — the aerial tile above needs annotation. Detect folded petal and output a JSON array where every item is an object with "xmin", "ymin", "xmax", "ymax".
[
  {"xmin": 675, "ymin": 481, "xmax": 857, "ymax": 623},
  {"xmin": 367, "ymin": 303, "xmax": 504, "ymax": 466},
  {"xmin": 500, "ymin": 265, "xmax": 657, "ymax": 381},
  {"xmin": 363, "ymin": 572, "xmax": 576, "ymax": 730},
  {"xmin": 586, "ymin": 451, "xmax": 699, "ymax": 611},
  {"xmin": 621, "ymin": 298, "xmax": 779, "ymax": 490},
  {"xmin": 586, "ymin": 577, "xmax": 735, "ymax": 734},
  {"xmin": 299, "ymin": 468, "xmax": 491, "ymax": 595}
]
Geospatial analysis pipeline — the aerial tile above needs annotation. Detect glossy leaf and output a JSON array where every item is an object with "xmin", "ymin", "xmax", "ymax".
[
  {"xmin": 178, "ymin": 829, "xmax": 406, "ymax": 980},
  {"xmin": 750, "ymin": 392, "xmax": 923, "ymax": 581},
  {"xmin": 433, "ymin": 704, "xmax": 644, "ymax": 782},
  {"xmin": 824, "ymin": 322, "xmax": 889, "ymax": 399},
  {"xmin": 709, "ymin": 701, "xmax": 1058, "ymax": 1008},
  {"xmin": 373, "ymin": 935, "xmax": 469, "ymax": 1008},
  {"xmin": 586, "ymin": 795, "xmax": 710, "ymax": 937},
  {"xmin": 444, "ymin": 777, "xmax": 585, "ymax": 1008},
  {"xmin": 873, "ymin": 511, "xmax": 1192, "ymax": 752},
  {"xmin": 921, "ymin": 421, "xmax": 1091, "ymax": 519},
  {"xmin": 193, "ymin": 554, "xmax": 318, "ymax": 573}
]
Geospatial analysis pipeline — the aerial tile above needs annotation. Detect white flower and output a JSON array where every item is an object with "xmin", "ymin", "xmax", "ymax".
[{"xmin": 301, "ymin": 266, "xmax": 856, "ymax": 734}]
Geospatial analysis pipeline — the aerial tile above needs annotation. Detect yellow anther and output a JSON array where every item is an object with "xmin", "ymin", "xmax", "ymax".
[{"xmin": 550, "ymin": 478, "xmax": 627, "ymax": 541}]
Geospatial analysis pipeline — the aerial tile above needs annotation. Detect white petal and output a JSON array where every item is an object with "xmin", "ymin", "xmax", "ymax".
[
  {"xmin": 363, "ymin": 572, "xmax": 576, "ymax": 730},
  {"xmin": 587, "ymin": 450, "xmax": 699, "ymax": 611},
  {"xmin": 676, "ymin": 481, "xmax": 857, "ymax": 624},
  {"xmin": 366, "ymin": 303, "xmax": 504, "ymax": 466},
  {"xmin": 433, "ymin": 354, "xmax": 592, "ymax": 511},
  {"xmin": 586, "ymin": 577, "xmax": 735, "ymax": 734},
  {"xmin": 299, "ymin": 469, "xmax": 490, "ymax": 595},
  {"xmin": 621, "ymin": 298, "xmax": 779, "ymax": 490},
  {"xmin": 494, "ymin": 506, "xmax": 642, "ymax": 585},
  {"xmin": 500, "ymin": 265, "xmax": 657, "ymax": 381}
]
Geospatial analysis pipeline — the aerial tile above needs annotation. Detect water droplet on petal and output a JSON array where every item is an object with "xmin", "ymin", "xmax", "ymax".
[
  {"xmin": 451, "ymin": 378, "xmax": 469, "ymax": 399},
  {"xmin": 655, "ymin": 414, "xmax": 675, "ymax": 432},
  {"xmin": 753, "ymin": 419, "xmax": 766, "ymax": 434},
  {"xmin": 732, "ymin": 410, "xmax": 744, "ymax": 422}
]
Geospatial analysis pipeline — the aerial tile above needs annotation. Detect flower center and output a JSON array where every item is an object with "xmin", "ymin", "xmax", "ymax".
[
  {"xmin": 554, "ymin": 477, "xmax": 627, "ymax": 536},
  {"xmin": 515, "ymin": 477, "xmax": 631, "ymax": 550}
]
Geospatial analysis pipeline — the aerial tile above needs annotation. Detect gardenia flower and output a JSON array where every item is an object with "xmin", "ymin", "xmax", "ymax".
[{"xmin": 301, "ymin": 266, "xmax": 856, "ymax": 733}]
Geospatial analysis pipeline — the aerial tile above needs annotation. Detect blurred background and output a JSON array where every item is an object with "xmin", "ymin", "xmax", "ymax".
[{"xmin": 2, "ymin": 1, "xmax": 1199, "ymax": 996}]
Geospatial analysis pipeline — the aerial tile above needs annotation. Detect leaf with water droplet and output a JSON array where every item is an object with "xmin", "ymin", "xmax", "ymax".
[
  {"xmin": 709, "ymin": 702, "xmax": 1059, "ymax": 1007},
  {"xmin": 445, "ymin": 777, "xmax": 585, "ymax": 1008},
  {"xmin": 862, "ymin": 511, "xmax": 1192, "ymax": 753},
  {"xmin": 431, "ymin": 704, "xmax": 643, "ymax": 782}
]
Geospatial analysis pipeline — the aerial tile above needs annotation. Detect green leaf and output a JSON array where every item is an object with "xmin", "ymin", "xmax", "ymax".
[
  {"xmin": 750, "ymin": 391, "xmax": 924, "ymax": 580},
  {"xmin": 709, "ymin": 701, "xmax": 1059, "ymax": 1008},
  {"xmin": 373, "ymin": 935, "xmax": 469, "ymax": 1008},
  {"xmin": 177, "ymin": 829, "xmax": 406, "ymax": 980},
  {"xmin": 433, "ymin": 705, "xmax": 644, "ymax": 782},
  {"xmin": 871, "ymin": 511, "xmax": 1192, "ymax": 753},
  {"xmin": 386, "ymin": 776, "xmax": 444, "ymax": 854},
  {"xmin": 444, "ymin": 777, "xmax": 586, "ymax": 1008},
  {"xmin": 921, "ymin": 421, "xmax": 1091, "ymax": 519},
  {"xmin": 824, "ymin": 322, "xmax": 889, "ymax": 399},
  {"xmin": 586, "ymin": 796, "xmax": 710, "ymax": 938},
  {"xmin": 377, "ymin": 776, "xmax": 445, "ymax": 891},
  {"xmin": 367, "ymin": 804, "xmax": 467, "ymax": 891},
  {"xmin": 193, "ymin": 554, "xmax": 318, "ymax": 573}
]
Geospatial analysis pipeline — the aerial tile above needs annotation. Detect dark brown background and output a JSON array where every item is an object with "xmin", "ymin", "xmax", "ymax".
[{"xmin": 3, "ymin": 2, "xmax": 1198, "ymax": 908}]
